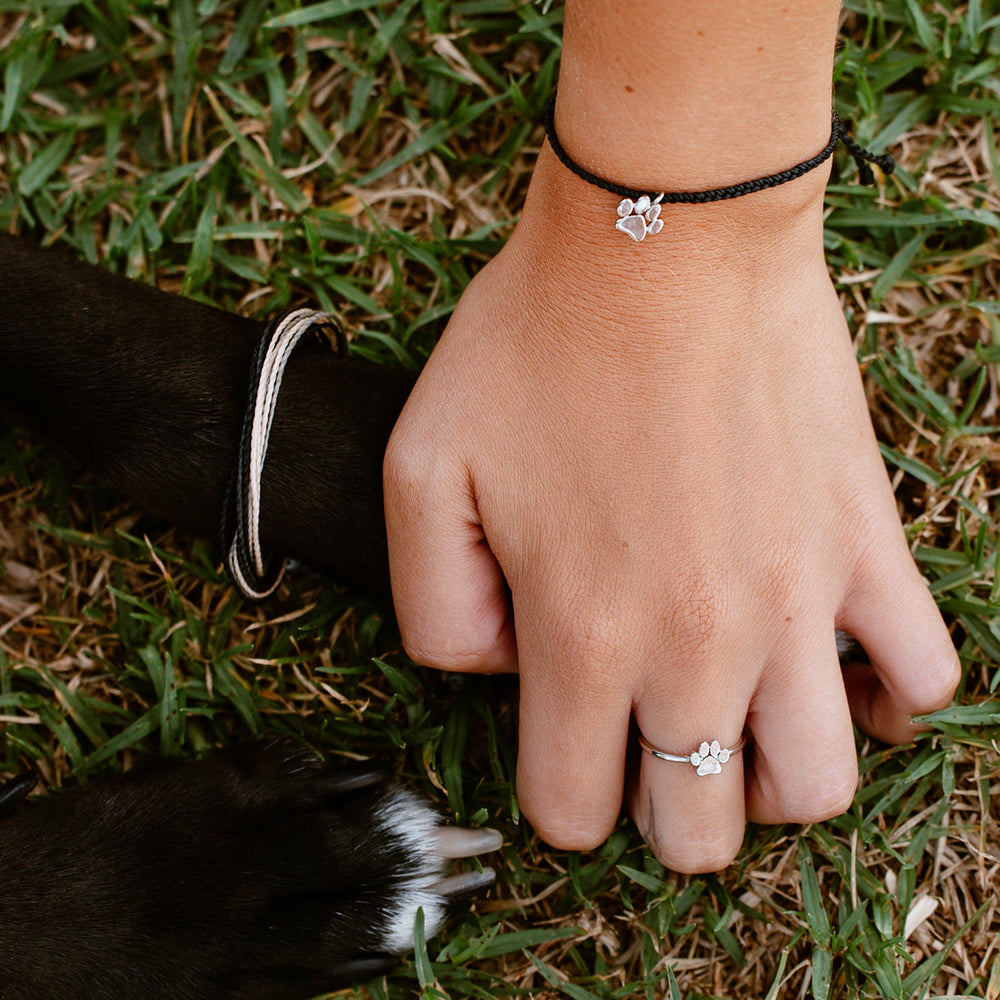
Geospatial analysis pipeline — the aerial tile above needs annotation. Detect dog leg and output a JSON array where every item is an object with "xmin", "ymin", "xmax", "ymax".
[
  {"xmin": 0, "ymin": 238, "xmax": 505, "ymax": 999},
  {"xmin": 0, "ymin": 233, "xmax": 414, "ymax": 597}
]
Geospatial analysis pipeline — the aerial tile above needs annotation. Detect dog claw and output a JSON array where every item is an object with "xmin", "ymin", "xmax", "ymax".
[
  {"xmin": 0, "ymin": 773, "xmax": 38, "ymax": 819},
  {"xmin": 326, "ymin": 953, "xmax": 398, "ymax": 981},
  {"xmin": 430, "ymin": 868, "xmax": 497, "ymax": 901},
  {"xmin": 429, "ymin": 826, "xmax": 504, "ymax": 858},
  {"xmin": 320, "ymin": 764, "xmax": 387, "ymax": 795}
]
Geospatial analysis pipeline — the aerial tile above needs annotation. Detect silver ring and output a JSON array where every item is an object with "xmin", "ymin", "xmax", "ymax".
[{"xmin": 638, "ymin": 736, "xmax": 746, "ymax": 776}]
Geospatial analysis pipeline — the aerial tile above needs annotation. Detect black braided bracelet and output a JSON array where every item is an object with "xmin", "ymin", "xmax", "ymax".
[{"xmin": 543, "ymin": 93, "xmax": 895, "ymax": 242}]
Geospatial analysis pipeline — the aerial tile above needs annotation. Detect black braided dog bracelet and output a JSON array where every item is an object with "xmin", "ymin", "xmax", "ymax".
[{"xmin": 543, "ymin": 93, "xmax": 895, "ymax": 242}]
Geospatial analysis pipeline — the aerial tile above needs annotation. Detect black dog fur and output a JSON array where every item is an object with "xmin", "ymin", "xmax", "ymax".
[
  {"xmin": 0, "ymin": 742, "xmax": 474, "ymax": 1000},
  {"xmin": 0, "ymin": 233, "xmax": 414, "ymax": 598},
  {"xmin": 0, "ymin": 235, "xmax": 493, "ymax": 1000}
]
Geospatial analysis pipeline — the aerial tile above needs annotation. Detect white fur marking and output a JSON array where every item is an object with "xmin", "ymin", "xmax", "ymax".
[{"xmin": 374, "ymin": 787, "xmax": 449, "ymax": 954}]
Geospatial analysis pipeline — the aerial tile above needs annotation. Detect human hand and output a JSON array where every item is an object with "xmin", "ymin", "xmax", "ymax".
[{"xmin": 383, "ymin": 146, "xmax": 959, "ymax": 871}]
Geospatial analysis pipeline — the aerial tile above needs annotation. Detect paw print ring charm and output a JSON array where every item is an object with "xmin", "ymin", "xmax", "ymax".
[
  {"xmin": 638, "ymin": 735, "xmax": 746, "ymax": 776},
  {"xmin": 615, "ymin": 194, "xmax": 664, "ymax": 241}
]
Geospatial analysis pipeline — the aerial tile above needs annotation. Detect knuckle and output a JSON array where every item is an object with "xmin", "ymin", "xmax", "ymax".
[
  {"xmin": 522, "ymin": 802, "xmax": 616, "ymax": 853},
  {"xmin": 399, "ymin": 628, "xmax": 494, "ymax": 673},
  {"xmin": 906, "ymin": 650, "xmax": 961, "ymax": 715},
  {"xmin": 754, "ymin": 539, "xmax": 836, "ymax": 635},
  {"xmin": 663, "ymin": 570, "xmax": 733, "ymax": 663},
  {"xmin": 774, "ymin": 767, "xmax": 857, "ymax": 824},
  {"xmin": 518, "ymin": 759, "xmax": 621, "ymax": 852},
  {"xmin": 532, "ymin": 820, "xmax": 611, "ymax": 853},
  {"xmin": 656, "ymin": 831, "xmax": 744, "ymax": 874},
  {"xmin": 546, "ymin": 597, "xmax": 636, "ymax": 673},
  {"xmin": 758, "ymin": 550, "xmax": 802, "ymax": 613},
  {"xmin": 838, "ymin": 482, "xmax": 882, "ymax": 543},
  {"xmin": 382, "ymin": 430, "xmax": 431, "ymax": 498}
]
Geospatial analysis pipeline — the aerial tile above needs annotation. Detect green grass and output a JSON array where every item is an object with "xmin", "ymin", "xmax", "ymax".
[{"xmin": 1, "ymin": 1, "xmax": 999, "ymax": 998}]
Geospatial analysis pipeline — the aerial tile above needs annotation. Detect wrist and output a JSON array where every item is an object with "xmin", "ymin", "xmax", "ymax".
[
  {"xmin": 512, "ymin": 142, "xmax": 830, "ymax": 279},
  {"xmin": 487, "ymin": 142, "xmax": 840, "ymax": 363},
  {"xmin": 552, "ymin": 86, "xmax": 838, "ymax": 196}
]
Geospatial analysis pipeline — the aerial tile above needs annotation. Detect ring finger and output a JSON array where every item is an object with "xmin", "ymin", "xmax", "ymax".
[{"xmin": 631, "ymin": 681, "xmax": 750, "ymax": 873}]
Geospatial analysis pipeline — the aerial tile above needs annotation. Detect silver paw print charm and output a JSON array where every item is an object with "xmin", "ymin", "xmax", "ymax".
[
  {"xmin": 689, "ymin": 740, "xmax": 731, "ymax": 776},
  {"xmin": 615, "ymin": 194, "xmax": 664, "ymax": 241}
]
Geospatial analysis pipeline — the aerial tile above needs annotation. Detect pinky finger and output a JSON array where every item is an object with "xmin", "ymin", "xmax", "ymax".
[
  {"xmin": 841, "ymin": 661, "xmax": 945, "ymax": 745},
  {"xmin": 840, "ymin": 562, "xmax": 960, "ymax": 744}
]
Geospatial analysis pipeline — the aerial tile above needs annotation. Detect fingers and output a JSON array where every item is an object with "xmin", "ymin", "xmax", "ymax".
[
  {"xmin": 384, "ymin": 424, "xmax": 517, "ymax": 674},
  {"xmin": 840, "ymin": 663, "xmax": 920, "ymax": 746},
  {"xmin": 630, "ymin": 725, "xmax": 747, "ymax": 873},
  {"xmin": 515, "ymin": 605, "xmax": 634, "ymax": 850},
  {"xmin": 746, "ymin": 629, "xmax": 858, "ymax": 825},
  {"xmin": 839, "ymin": 549, "xmax": 960, "ymax": 743},
  {"xmin": 629, "ymin": 641, "xmax": 752, "ymax": 872}
]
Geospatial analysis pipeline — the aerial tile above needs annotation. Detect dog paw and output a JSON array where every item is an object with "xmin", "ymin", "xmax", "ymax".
[
  {"xmin": 0, "ymin": 740, "xmax": 501, "ymax": 1000},
  {"xmin": 370, "ymin": 783, "xmax": 501, "ymax": 952}
]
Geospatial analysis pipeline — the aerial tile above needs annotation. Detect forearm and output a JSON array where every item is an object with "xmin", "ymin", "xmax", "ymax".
[
  {"xmin": 502, "ymin": 1, "xmax": 843, "ymax": 329},
  {"xmin": 0, "ymin": 235, "xmax": 410, "ymax": 597},
  {"xmin": 556, "ymin": 0, "xmax": 843, "ymax": 188}
]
